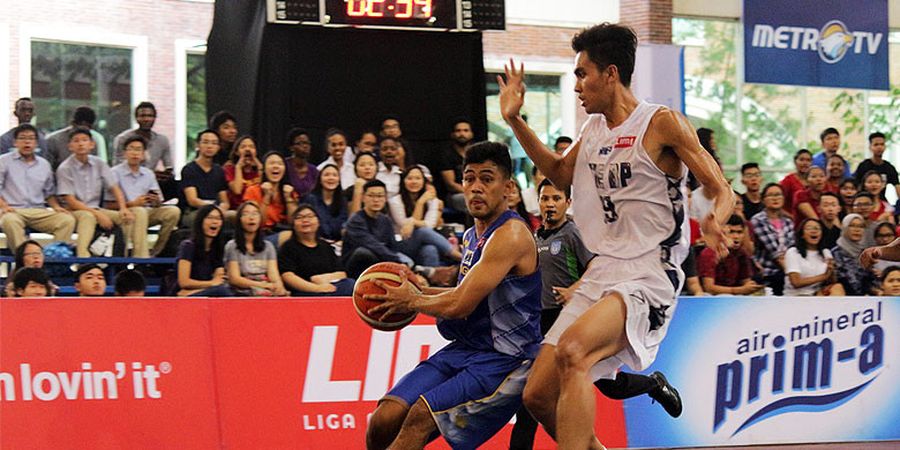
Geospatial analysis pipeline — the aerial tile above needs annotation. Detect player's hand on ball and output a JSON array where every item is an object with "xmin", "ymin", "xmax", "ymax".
[
  {"xmin": 366, "ymin": 271, "xmax": 419, "ymax": 321},
  {"xmin": 701, "ymin": 211, "xmax": 729, "ymax": 260},
  {"xmin": 498, "ymin": 58, "xmax": 526, "ymax": 122}
]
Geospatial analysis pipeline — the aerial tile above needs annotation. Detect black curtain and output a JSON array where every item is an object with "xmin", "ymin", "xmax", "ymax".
[{"xmin": 207, "ymin": 0, "xmax": 488, "ymax": 172}]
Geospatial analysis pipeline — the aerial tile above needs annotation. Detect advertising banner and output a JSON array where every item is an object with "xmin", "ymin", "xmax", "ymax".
[
  {"xmin": 743, "ymin": 0, "xmax": 889, "ymax": 90},
  {"xmin": 624, "ymin": 297, "xmax": 900, "ymax": 448}
]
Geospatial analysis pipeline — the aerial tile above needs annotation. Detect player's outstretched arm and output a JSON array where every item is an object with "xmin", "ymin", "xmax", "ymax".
[
  {"xmin": 653, "ymin": 109, "xmax": 734, "ymax": 258},
  {"xmin": 861, "ymin": 237, "xmax": 900, "ymax": 268},
  {"xmin": 368, "ymin": 219, "xmax": 536, "ymax": 320},
  {"xmin": 498, "ymin": 59, "xmax": 578, "ymax": 189}
]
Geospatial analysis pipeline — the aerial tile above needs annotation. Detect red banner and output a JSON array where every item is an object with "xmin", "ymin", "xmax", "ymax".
[{"xmin": 0, "ymin": 298, "xmax": 626, "ymax": 449}]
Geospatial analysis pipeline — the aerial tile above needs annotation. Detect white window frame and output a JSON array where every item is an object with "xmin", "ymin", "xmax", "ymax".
[
  {"xmin": 18, "ymin": 23, "xmax": 149, "ymax": 131},
  {"xmin": 0, "ymin": 23, "xmax": 10, "ymax": 130},
  {"xmin": 174, "ymin": 39, "xmax": 207, "ymax": 174},
  {"xmin": 483, "ymin": 58, "xmax": 576, "ymax": 139}
]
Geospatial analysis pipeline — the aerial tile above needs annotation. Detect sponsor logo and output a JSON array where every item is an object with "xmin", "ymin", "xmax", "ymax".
[
  {"xmin": 750, "ymin": 20, "xmax": 883, "ymax": 64},
  {"xmin": 713, "ymin": 302, "xmax": 884, "ymax": 436},
  {"xmin": 615, "ymin": 136, "xmax": 636, "ymax": 149},
  {"xmin": 550, "ymin": 240, "xmax": 562, "ymax": 255},
  {"xmin": 0, "ymin": 361, "xmax": 170, "ymax": 402}
]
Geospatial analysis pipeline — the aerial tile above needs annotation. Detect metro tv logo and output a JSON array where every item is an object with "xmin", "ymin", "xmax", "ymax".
[
  {"xmin": 751, "ymin": 20, "xmax": 884, "ymax": 64},
  {"xmin": 713, "ymin": 302, "xmax": 884, "ymax": 436}
]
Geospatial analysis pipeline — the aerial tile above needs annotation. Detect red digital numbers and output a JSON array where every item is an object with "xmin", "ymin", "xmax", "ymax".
[{"xmin": 345, "ymin": 0, "xmax": 432, "ymax": 19}]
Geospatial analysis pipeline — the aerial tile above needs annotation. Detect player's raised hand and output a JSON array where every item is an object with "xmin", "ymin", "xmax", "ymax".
[
  {"xmin": 498, "ymin": 58, "xmax": 526, "ymax": 122},
  {"xmin": 701, "ymin": 211, "xmax": 729, "ymax": 260}
]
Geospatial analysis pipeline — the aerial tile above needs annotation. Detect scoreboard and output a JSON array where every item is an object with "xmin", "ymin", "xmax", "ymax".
[{"xmin": 267, "ymin": 0, "xmax": 505, "ymax": 31}]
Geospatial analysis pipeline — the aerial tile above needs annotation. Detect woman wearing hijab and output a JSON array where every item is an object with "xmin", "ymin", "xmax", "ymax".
[{"xmin": 831, "ymin": 213, "xmax": 876, "ymax": 295}]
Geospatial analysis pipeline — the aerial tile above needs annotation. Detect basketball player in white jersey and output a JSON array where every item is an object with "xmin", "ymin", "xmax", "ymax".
[{"xmin": 498, "ymin": 23, "xmax": 734, "ymax": 449}]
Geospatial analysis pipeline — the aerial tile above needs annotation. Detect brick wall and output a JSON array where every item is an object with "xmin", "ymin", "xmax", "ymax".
[{"xmin": 620, "ymin": 0, "xmax": 673, "ymax": 44}]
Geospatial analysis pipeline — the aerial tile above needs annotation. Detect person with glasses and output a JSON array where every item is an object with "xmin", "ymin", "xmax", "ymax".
[
  {"xmin": 277, "ymin": 205, "xmax": 354, "ymax": 296},
  {"xmin": 831, "ymin": 214, "xmax": 876, "ymax": 295},
  {"xmin": 751, "ymin": 183, "xmax": 795, "ymax": 295},
  {"xmin": 0, "ymin": 124, "xmax": 76, "ymax": 253},
  {"xmin": 4, "ymin": 240, "xmax": 57, "ymax": 297},
  {"xmin": 224, "ymin": 201, "xmax": 288, "ymax": 296},
  {"xmin": 869, "ymin": 222, "xmax": 899, "ymax": 278},
  {"xmin": 740, "ymin": 162, "xmax": 764, "ymax": 219},
  {"xmin": 283, "ymin": 128, "xmax": 318, "ymax": 197},
  {"xmin": 861, "ymin": 222, "xmax": 900, "ymax": 273},
  {"xmin": 851, "ymin": 192, "xmax": 879, "ymax": 247}
]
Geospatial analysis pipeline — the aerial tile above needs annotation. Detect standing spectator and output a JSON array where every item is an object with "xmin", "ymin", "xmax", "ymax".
[
  {"xmin": 783, "ymin": 219, "xmax": 845, "ymax": 296},
  {"xmin": 879, "ymin": 266, "xmax": 900, "ymax": 296},
  {"xmin": 818, "ymin": 192, "xmax": 843, "ymax": 249},
  {"xmin": 793, "ymin": 166, "xmax": 827, "ymax": 223},
  {"xmin": 380, "ymin": 115, "xmax": 403, "ymax": 139},
  {"xmin": 316, "ymin": 128, "xmax": 356, "ymax": 189},
  {"xmin": 353, "ymin": 130, "xmax": 378, "ymax": 156},
  {"xmin": 208, "ymin": 110, "xmax": 238, "ymax": 166},
  {"xmin": 0, "ymin": 98, "xmax": 47, "ymax": 155},
  {"xmin": 838, "ymin": 178, "xmax": 858, "ymax": 217},
  {"xmin": 180, "ymin": 129, "xmax": 232, "ymax": 226},
  {"xmin": 114, "ymin": 269, "xmax": 146, "ymax": 297},
  {"xmin": 43, "ymin": 106, "xmax": 107, "ymax": 169},
  {"xmin": 111, "ymin": 102, "xmax": 174, "ymax": 200},
  {"xmin": 176, "ymin": 204, "xmax": 232, "ymax": 297},
  {"xmin": 11, "ymin": 267, "xmax": 52, "ymax": 297},
  {"xmin": 109, "ymin": 135, "xmax": 181, "ymax": 257},
  {"xmin": 509, "ymin": 180, "xmax": 541, "ymax": 232},
  {"xmin": 56, "ymin": 128, "xmax": 135, "ymax": 257},
  {"xmin": 376, "ymin": 137, "xmax": 404, "ymax": 198},
  {"xmin": 780, "ymin": 149, "xmax": 812, "ymax": 212},
  {"xmin": 439, "ymin": 118, "xmax": 474, "ymax": 212},
  {"xmin": 346, "ymin": 152, "xmax": 379, "ymax": 215},
  {"xmin": 698, "ymin": 214, "xmax": 762, "ymax": 295},
  {"xmin": 243, "ymin": 151, "xmax": 299, "ymax": 241},
  {"xmin": 74, "ymin": 264, "xmax": 107, "ymax": 297},
  {"xmin": 860, "ymin": 170, "xmax": 895, "ymax": 223},
  {"xmin": 554, "ymin": 136, "xmax": 573, "ymax": 154},
  {"xmin": 740, "ymin": 163, "xmax": 764, "ymax": 219},
  {"xmin": 304, "ymin": 164, "xmax": 348, "ymax": 242},
  {"xmin": 283, "ymin": 128, "xmax": 318, "ymax": 197},
  {"xmin": 831, "ymin": 214, "xmax": 875, "ymax": 295},
  {"xmin": 389, "ymin": 165, "xmax": 442, "ymax": 238},
  {"xmin": 824, "ymin": 154, "xmax": 846, "ymax": 193},
  {"xmin": 223, "ymin": 135, "xmax": 262, "ymax": 210},
  {"xmin": 278, "ymin": 205, "xmax": 354, "ymax": 296},
  {"xmin": 0, "ymin": 124, "xmax": 75, "ymax": 252},
  {"xmin": 224, "ymin": 201, "xmax": 288, "ymax": 296},
  {"xmin": 854, "ymin": 132, "xmax": 898, "ymax": 201},
  {"xmin": 751, "ymin": 183, "xmax": 795, "ymax": 295},
  {"xmin": 811, "ymin": 127, "xmax": 850, "ymax": 178}
]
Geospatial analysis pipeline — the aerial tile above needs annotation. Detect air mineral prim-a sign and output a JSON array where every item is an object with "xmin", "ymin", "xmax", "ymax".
[{"xmin": 742, "ymin": 0, "xmax": 889, "ymax": 90}]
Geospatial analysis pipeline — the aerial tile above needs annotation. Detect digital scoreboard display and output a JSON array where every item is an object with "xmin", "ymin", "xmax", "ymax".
[{"xmin": 268, "ymin": 0, "xmax": 504, "ymax": 31}]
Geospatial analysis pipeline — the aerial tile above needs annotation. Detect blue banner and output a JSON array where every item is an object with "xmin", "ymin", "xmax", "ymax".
[
  {"xmin": 743, "ymin": 0, "xmax": 889, "ymax": 90},
  {"xmin": 624, "ymin": 297, "xmax": 900, "ymax": 448}
]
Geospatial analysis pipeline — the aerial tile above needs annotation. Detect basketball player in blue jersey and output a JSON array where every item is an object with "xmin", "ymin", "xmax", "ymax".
[
  {"xmin": 499, "ymin": 23, "xmax": 734, "ymax": 449},
  {"xmin": 364, "ymin": 141, "xmax": 542, "ymax": 450}
]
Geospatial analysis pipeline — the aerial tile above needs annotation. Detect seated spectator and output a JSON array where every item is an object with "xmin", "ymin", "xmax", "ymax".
[
  {"xmin": 225, "ymin": 201, "xmax": 288, "ymax": 296},
  {"xmin": 346, "ymin": 153, "xmax": 379, "ymax": 215},
  {"xmin": 44, "ymin": 106, "xmax": 107, "ymax": 169},
  {"xmin": 793, "ymin": 166, "xmax": 826, "ymax": 223},
  {"xmin": 109, "ymin": 135, "xmax": 181, "ymax": 257},
  {"xmin": 880, "ymin": 266, "xmax": 900, "ymax": 296},
  {"xmin": 283, "ymin": 128, "xmax": 318, "ymax": 197},
  {"xmin": 12, "ymin": 267, "xmax": 52, "ymax": 298},
  {"xmin": 825, "ymin": 154, "xmax": 846, "ymax": 193},
  {"xmin": 872, "ymin": 222, "xmax": 899, "ymax": 277},
  {"xmin": 376, "ymin": 137, "xmax": 404, "ymax": 199},
  {"xmin": 751, "ymin": 183, "xmax": 795, "ymax": 296},
  {"xmin": 243, "ymin": 151, "xmax": 299, "ymax": 242},
  {"xmin": 394, "ymin": 138, "xmax": 431, "ymax": 179},
  {"xmin": 681, "ymin": 247, "xmax": 705, "ymax": 296},
  {"xmin": 176, "ymin": 204, "xmax": 232, "ymax": 297},
  {"xmin": 831, "ymin": 214, "xmax": 876, "ymax": 295},
  {"xmin": 0, "ymin": 98, "xmax": 47, "ymax": 155},
  {"xmin": 75, "ymin": 264, "xmax": 107, "ymax": 297},
  {"xmin": 304, "ymin": 164, "xmax": 347, "ymax": 242},
  {"xmin": 317, "ymin": 128, "xmax": 356, "ymax": 189},
  {"xmin": 509, "ymin": 180, "xmax": 540, "ymax": 232},
  {"xmin": 389, "ymin": 165, "xmax": 442, "ymax": 238},
  {"xmin": 342, "ymin": 180, "xmax": 455, "ymax": 284},
  {"xmin": 278, "ymin": 205, "xmax": 354, "ymax": 296},
  {"xmin": 223, "ymin": 135, "xmax": 262, "ymax": 210},
  {"xmin": 208, "ymin": 110, "xmax": 238, "ymax": 166},
  {"xmin": 114, "ymin": 269, "xmax": 146, "ymax": 297},
  {"xmin": 860, "ymin": 170, "xmax": 896, "ymax": 223},
  {"xmin": 779, "ymin": 149, "xmax": 812, "ymax": 212},
  {"xmin": 440, "ymin": 118, "xmax": 473, "ymax": 212},
  {"xmin": 698, "ymin": 214, "xmax": 762, "ymax": 295},
  {"xmin": 111, "ymin": 102, "xmax": 174, "ymax": 195},
  {"xmin": 4, "ymin": 240, "xmax": 58, "ymax": 297},
  {"xmin": 838, "ymin": 178, "xmax": 858, "ymax": 217},
  {"xmin": 852, "ymin": 192, "xmax": 880, "ymax": 247},
  {"xmin": 819, "ymin": 192, "xmax": 842, "ymax": 249},
  {"xmin": 554, "ymin": 136, "xmax": 573, "ymax": 154},
  {"xmin": 353, "ymin": 130, "xmax": 378, "ymax": 158},
  {"xmin": 0, "ymin": 124, "xmax": 76, "ymax": 252},
  {"xmin": 180, "ymin": 129, "xmax": 233, "ymax": 226},
  {"xmin": 783, "ymin": 219, "xmax": 845, "ymax": 296},
  {"xmin": 56, "ymin": 127, "xmax": 136, "ymax": 257}
]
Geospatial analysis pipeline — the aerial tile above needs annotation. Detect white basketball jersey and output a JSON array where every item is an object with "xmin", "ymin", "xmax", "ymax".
[{"xmin": 571, "ymin": 101, "xmax": 689, "ymax": 266}]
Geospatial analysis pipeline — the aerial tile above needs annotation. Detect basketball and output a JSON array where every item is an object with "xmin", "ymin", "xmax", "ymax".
[{"xmin": 353, "ymin": 262, "xmax": 421, "ymax": 331}]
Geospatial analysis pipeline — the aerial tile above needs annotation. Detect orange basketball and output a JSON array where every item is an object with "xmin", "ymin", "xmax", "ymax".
[{"xmin": 353, "ymin": 262, "xmax": 421, "ymax": 331}]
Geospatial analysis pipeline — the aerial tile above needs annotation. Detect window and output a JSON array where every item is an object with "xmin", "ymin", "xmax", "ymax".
[
  {"xmin": 185, "ymin": 52, "xmax": 207, "ymax": 158},
  {"xmin": 30, "ymin": 41, "xmax": 133, "ymax": 150}
]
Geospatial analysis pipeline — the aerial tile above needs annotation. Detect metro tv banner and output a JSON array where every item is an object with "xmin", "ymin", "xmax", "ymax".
[
  {"xmin": 743, "ymin": 0, "xmax": 889, "ymax": 90},
  {"xmin": 625, "ymin": 297, "xmax": 900, "ymax": 448}
]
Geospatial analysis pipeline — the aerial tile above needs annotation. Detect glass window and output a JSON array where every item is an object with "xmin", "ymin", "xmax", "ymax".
[
  {"xmin": 30, "ymin": 41, "xmax": 132, "ymax": 149},
  {"xmin": 185, "ymin": 52, "xmax": 207, "ymax": 160}
]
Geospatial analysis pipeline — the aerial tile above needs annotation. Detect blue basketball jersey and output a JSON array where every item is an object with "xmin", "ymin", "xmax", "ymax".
[{"xmin": 437, "ymin": 210, "xmax": 542, "ymax": 359}]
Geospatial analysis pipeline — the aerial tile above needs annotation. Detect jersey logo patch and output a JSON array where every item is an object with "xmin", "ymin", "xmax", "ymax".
[
  {"xmin": 550, "ymin": 240, "xmax": 562, "ymax": 255},
  {"xmin": 615, "ymin": 136, "xmax": 636, "ymax": 149}
]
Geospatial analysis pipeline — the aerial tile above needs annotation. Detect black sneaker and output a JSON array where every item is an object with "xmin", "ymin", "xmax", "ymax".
[{"xmin": 648, "ymin": 371, "xmax": 682, "ymax": 418}]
